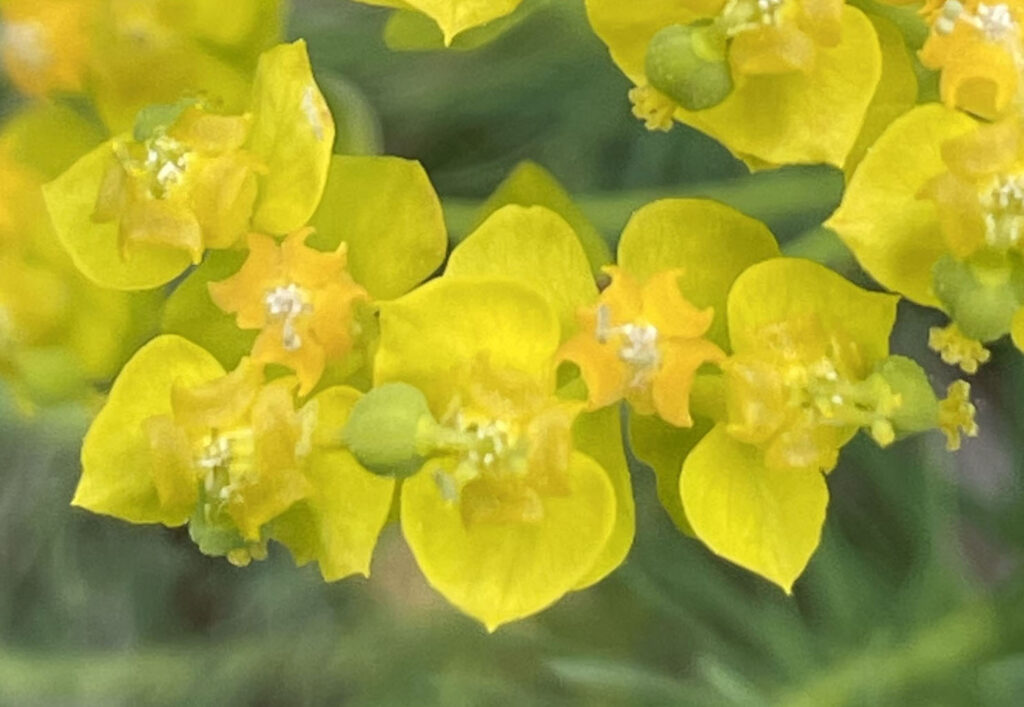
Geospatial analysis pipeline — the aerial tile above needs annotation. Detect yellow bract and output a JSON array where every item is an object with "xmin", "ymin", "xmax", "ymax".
[
  {"xmin": 74, "ymin": 335, "xmax": 392, "ymax": 575},
  {"xmin": 351, "ymin": 0, "xmax": 524, "ymax": 45},
  {"xmin": 376, "ymin": 278, "xmax": 617, "ymax": 629},
  {"xmin": 446, "ymin": 205, "xmax": 598, "ymax": 337},
  {"xmin": 680, "ymin": 258, "xmax": 899, "ymax": 590},
  {"xmin": 828, "ymin": 104, "xmax": 978, "ymax": 308},
  {"xmin": 681, "ymin": 425, "xmax": 828, "ymax": 593},
  {"xmin": 585, "ymin": 0, "xmax": 881, "ymax": 167},
  {"xmin": 209, "ymin": 229, "xmax": 369, "ymax": 396},
  {"xmin": 44, "ymin": 40, "xmax": 333, "ymax": 291}
]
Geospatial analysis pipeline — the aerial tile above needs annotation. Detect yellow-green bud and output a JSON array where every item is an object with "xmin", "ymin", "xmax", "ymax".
[
  {"xmin": 931, "ymin": 253, "xmax": 1024, "ymax": 342},
  {"xmin": 343, "ymin": 383, "xmax": 436, "ymax": 479},
  {"xmin": 645, "ymin": 22, "xmax": 733, "ymax": 111}
]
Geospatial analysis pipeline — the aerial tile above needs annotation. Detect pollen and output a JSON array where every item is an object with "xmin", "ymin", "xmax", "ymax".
[
  {"xmin": 929, "ymin": 322, "xmax": 992, "ymax": 373},
  {"xmin": 116, "ymin": 131, "xmax": 192, "ymax": 199},
  {"xmin": 596, "ymin": 304, "xmax": 662, "ymax": 389},
  {"xmin": 977, "ymin": 2, "xmax": 1017, "ymax": 39},
  {"xmin": 264, "ymin": 283, "xmax": 311, "ymax": 352}
]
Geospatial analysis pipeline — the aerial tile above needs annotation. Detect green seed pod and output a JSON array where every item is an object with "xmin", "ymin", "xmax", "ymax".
[
  {"xmin": 875, "ymin": 355, "xmax": 939, "ymax": 436},
  {"xmin": 342, "ymin": 382, "xmax": 437, "ymax": 479},
  {"xmin": 931, "ymin": 253, "xmax": 1024, "ymax": 342},
  {"xmin": 645, "ymin": 22, "xmax": 734, "ymax": 112}
]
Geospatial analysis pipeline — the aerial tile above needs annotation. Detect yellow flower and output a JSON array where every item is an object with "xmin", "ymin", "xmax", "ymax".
[
  {"xmin": 681, "ymin": 258, "xmax": 900, "ymax": 591},
  {"xmin": 44, "ymin": 40, "xmax": 334, "ymax": 290},
  {"xmin": 830, "ymin": 105, "xmax": 1024, "ymax": 366},
  {"xmin": 92, "ymin": 104, "xmax": 258, "ymax": 265},
  {"xmin": 585, "ymin": 0, "xmax": 882, "ymax": 167},
  {"xmin": 920, "ymin": 0, "xmax": 1024, "ymax": 119},
  {"xmin": 73, "ymin": 335, "xmax": 394, "ymax": 579},
  {"xmin": 560, "ymin": 266, "xmax": 724, "ymax": 427},
  {"xmin": 208, "ymin": 229, "xmax": 369, "ymax": 396},
  {"xmin": 374, "ymin": 278, "xmax": 617, "ymax": 630}
]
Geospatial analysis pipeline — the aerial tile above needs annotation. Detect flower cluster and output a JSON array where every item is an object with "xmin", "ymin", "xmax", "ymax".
[{"xmin": 0, "ymin": 0, "xmax": 1000, "ymax": 632}]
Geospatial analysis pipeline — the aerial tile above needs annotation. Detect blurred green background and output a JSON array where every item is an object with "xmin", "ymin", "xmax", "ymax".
[{"xmin": 4, "ymin": 1, "xmax": 1024, "ymax": 704}]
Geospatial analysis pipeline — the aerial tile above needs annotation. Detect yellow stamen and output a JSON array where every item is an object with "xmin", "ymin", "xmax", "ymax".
[
  {"xmin": 629, "ymin": 85, "xmax": 675, "ymax": 133},
  {"xmin": 928, "ymin": 322, "xmax": 992, "ymax": 373},
  {"xmin": 938, "ymin": 379, "xmax": 979, "ymax": 450}
]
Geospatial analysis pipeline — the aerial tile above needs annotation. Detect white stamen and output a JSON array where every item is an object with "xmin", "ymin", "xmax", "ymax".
[
  {"xmin": 595, "ymin": 304, "xmax": 662, "ymax": 389},
  {"xmin": 264, "ymin": 283, "xmax": 311, "ymax": 351},
  {"xmin": 977, "ymin": 3, "xmax": 1017, "ymax": 40}
]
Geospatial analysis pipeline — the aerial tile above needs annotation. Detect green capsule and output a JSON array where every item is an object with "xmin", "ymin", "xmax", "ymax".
[
  {"xmin": 342, "ymin": 382, "xmax": 437, "ymax": 479},
  {"xmin": 875, "ymin": 355, "xmax": 939, "ymax": 436},
  {"xmin": 645, "ymin": 22, "xmax": 734, "ymax": 112},
  {"xmin": 931, "ymin": 252, "xmax": 1024, "ymax": 342}
]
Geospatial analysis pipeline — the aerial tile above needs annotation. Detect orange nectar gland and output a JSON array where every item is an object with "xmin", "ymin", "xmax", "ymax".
[
  {"xmin": 209, "ymin": 229, "xmax": 369, "ymax": 396},
  {"xmin": 724, "ymin": 320, "xmax": 902, "ymax": 471},
  {"xmin": 559, "ymin": 268, "xmax": 723, "ymax": 427},
  {"xmin": 424, "ymin": 362, "xmax": 578, "ymax": 526},
  {"xmin": 925, "ymin": 0, "xmax": 1024, "ymax": 116}
]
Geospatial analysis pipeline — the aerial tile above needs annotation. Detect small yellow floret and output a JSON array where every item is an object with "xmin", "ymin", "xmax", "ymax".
[
  {"xmin": 928, "ymin": 322, "xmax": 992, "ymax": 373},
  {"xmin": 938, "ymin": 379, "xmax": 979, "ymax": 450}
]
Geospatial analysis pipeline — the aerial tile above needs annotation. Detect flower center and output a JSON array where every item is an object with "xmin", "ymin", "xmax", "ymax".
[
  {"xmin": 116, "ymin": 131, "xmax": 192, "ymax": 199},
  {"xmin": 432, "ymin": 411, "xmax": 527, "ymax": 502},
  {"xmin": 1, "ymin": 20, "xmax": 51, "ymax": 72},
  {"xmin": 721, "ymin": 0, "xmax": 787, "ymax": 36},
  {"xmin": 977, "ymin": 2, "xmax": 1017, "ymax": 39},
  {"xmin": 935, "ymin": 0, "xmax": 1019, "ymax": 40},
  {"xmin": 981, "ymin": 173, "xmax": 1024, "ymax": 248},
  {"xmin": 596, "ymin": 304, "xmax": 662, "ymax": 390},
  {"xmin": 195, "ymin": 427, "xmax": 255, "ymax": 504},
  {"xmin": 725, "ymin": 323, "xmax": 902, "ymax": 469},
  {"xmin": 264, "ymin": 283, "xmax": 312, "ymax": 352}
]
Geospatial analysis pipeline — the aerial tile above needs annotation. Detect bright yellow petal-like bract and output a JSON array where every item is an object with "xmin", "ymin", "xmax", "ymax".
[
  {"xmin": 43, "ymin": 142, "xmax": 194, "ymax": 290},
  {"xmin": 249, "ymin": 40, "xmax": 335, "ymax": 235},
  {"xmin": 354, "ymin": 0, "xmax": 525, "ymax": 45},
  {"xmin": 728, "ymin": 258, "xmax": 898, "ymax": 365},
  {"xmin": 74, "ymin": 336, "xmax": 225, "ymax": 525},
  {"xmin": 309, "ymin": 155, "xmax": 448, "ymax": 300},
  {"xmin": 446, "ymin": 205, "xmax": 598, "ymax": 338},
  {"xmin": 585, "ymin": 1, "xmax": 882, "ymax": 167},
  {"xmin": 473, "ymin": 160, "xmax": 613, "ymax": 276},
  {"xmin": 617, "ymin": 198, "xmax": 780, "ymax": 349},
  {"xmin": 272, "ymin": 386, "xmax": 395, "ymax": 581},
  {"xmin": 681, "ymin": 425, "xmax": 828, "ymax": 593},
  {"xmin": 827, "ymin": 104, "xmax": 978, "ymax": 307},
  {"xmin": 681, "ymin": 7, "xmax": 881, "ymax": 168},
  {"xmin": 374, "ymin": 278, "xmax": 560, "ymax": 410},
  {"xmin": 571, "ymin": 404, "xmax": 635, "ymax": 590},
  {"xmin": 843, "ymin": 14, "xmax": 919, "ymax": 177},
  {"xmin": 402, "ymin": 453, "xmax": 615, "ymax": 631}
]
